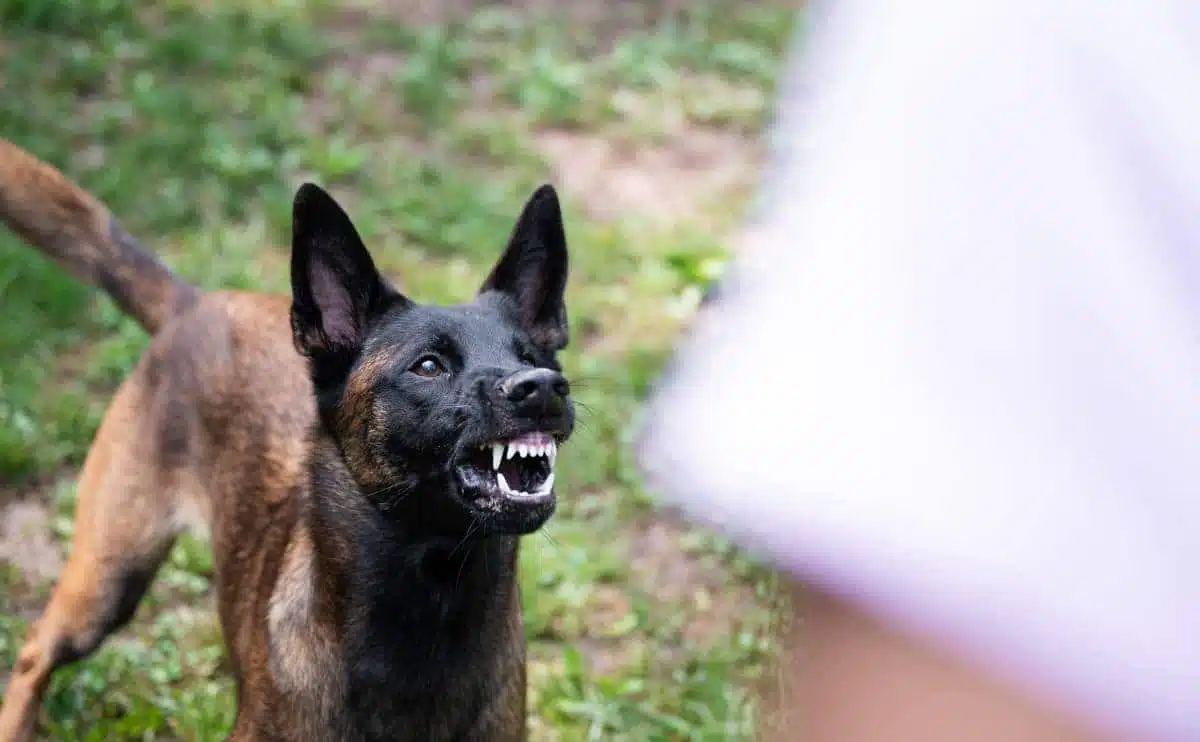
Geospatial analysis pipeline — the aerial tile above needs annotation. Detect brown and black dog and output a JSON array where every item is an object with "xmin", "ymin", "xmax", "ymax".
[{"xmin": 0, "ymin": 137, "xmax": 575, "ymax": 741}]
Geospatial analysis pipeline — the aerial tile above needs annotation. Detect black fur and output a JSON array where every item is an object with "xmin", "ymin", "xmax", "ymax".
[{"xmin": 284, "ymin": 182, "xmax": 574, "ymax": 739}]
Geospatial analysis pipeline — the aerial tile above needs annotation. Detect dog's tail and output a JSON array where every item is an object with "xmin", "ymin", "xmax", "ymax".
[{"xmin": 0, "ymin": 137, "xmax": 199, "ymax": 334}]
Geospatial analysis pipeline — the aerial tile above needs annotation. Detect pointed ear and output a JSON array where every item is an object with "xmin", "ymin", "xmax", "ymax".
[
  {"xmin": 479, "ymin": 184, "xmax": 569, "ymax": 350},
  {"xmin": 290, "ymin": 183, "xmax": 404, "ymax": 384}
]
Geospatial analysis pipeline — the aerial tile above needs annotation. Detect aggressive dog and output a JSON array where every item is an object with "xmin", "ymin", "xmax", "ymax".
[{"xmin": 0, "ymin": 136, "xmax": 574, "ymax": 741}]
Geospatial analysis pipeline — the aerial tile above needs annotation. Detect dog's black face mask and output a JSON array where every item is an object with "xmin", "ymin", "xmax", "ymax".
[{"xmin": 289, "ymin": 183, "xmax": 573, "ymax": 535}]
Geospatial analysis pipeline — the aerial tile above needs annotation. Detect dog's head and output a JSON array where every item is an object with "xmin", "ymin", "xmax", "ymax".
[{"xmin": 289, "ymin": 183, "xmax": 573, "ymax": 536}]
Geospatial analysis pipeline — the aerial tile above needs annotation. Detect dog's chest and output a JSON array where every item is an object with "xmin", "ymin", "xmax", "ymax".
[
  {"xmin": 264, "ymin": 670, "xmax": 510, "ymax": 742},
  {"xmin": 258, "ymin": 519, "xmax": 525, "ymax": 741},
  {"xmin": 260, "ymin": 603, "xmax": 521, "ymax": 742},
  {"xmin": 337, "ymin": 635, "xmax": 514, "ymax": 742}
]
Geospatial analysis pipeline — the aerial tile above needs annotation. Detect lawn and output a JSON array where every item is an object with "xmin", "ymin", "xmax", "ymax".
[{"xmin": 0, "ymin": 1, "xmax": 798, "ymax": 739}]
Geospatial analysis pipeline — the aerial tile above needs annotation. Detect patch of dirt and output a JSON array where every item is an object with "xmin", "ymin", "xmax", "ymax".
[
  {"xmin": 573, "ymin": 584, "xmax": 639, "ymax": 676},
  {"xmin": 534, "ymin": 126, "xmax": 761, "ymax": 226},
  {"xmin": 314, "ymin": 0, "xmax": 766, "ymax": 234},
  {"xmin": 0, "ymin": 497, "xmax": 62, "ymax": 588},
  {"xmin": 629, "ymin": 510, "xmax": 762, "ymax": 647}
]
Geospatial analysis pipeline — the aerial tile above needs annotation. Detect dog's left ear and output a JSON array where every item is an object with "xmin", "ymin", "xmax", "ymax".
[
  {"xmin": 479, "ymin": 184, "xmax": 569, "ymax": 351},
  {"xmin": 290, "ymin": 183, "xmax": 406, "ymax": 386}
]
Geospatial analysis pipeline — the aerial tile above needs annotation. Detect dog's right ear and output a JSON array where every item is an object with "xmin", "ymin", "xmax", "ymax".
[{"xmin": 290, "ymin": 183, "xmax": 406, "ymax": 386}]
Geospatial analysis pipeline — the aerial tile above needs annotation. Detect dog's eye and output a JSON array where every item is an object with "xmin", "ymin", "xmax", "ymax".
[{"xmin": 410, "ymin": 356, "xmax": 446, "ymax": 378}]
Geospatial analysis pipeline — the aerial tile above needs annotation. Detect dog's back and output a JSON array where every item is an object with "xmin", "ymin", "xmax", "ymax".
[
  {"xmin": 0, "ymin": 136, "xmax": 313, "ymax": 513},
  {"xmin": 0, "ymin": 138, "xmax": 319, "ymax": 741}
]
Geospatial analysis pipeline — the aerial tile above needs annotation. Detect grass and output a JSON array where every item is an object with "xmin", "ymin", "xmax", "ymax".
[{"xmin": 0, "ymin": 0, "xmax": 798, "ymax": 739}]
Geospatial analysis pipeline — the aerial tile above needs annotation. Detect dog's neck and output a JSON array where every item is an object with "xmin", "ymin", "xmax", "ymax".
[
  {"xmin": 308, "ymin": 432, "xmax": 518, "ymax": 645},
  {"xmin": 273, "ymin": 434, "xmax": 523, "ymax": 736}
]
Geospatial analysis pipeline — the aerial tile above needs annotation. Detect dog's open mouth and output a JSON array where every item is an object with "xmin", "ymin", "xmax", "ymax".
[{"xmin": 456, "ymin": 431, "xmax": 558, "ymax": 501}]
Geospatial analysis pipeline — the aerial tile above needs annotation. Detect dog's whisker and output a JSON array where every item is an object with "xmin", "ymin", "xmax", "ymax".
[
  {"xmin": 571, "ymin": 402, "xmax": 599, "ymax": 419},
  {"xmin": 561, "ymin": 376, "xmax": 632, "ymax": 393},
  {"xmin": 449, "ymin": 518, "xmax": 481, "ymax": 560},
  {"xmin": 452, "ymin": 519, "xmax": 482, "ymax": 593},
  {"xmin": 453, "ymin": 548, "xmax": 474, "ymax": 593},
  {"xmin": 365, "ymin": 479, "xmax": 407, "ymax": 499},
  {"xmin": 562, "ymin": 417, "xmax": 596, "ymax": 434},
  {"xmin": 380, "ymin": 490, "xmax": 419, "ymax": 512}
]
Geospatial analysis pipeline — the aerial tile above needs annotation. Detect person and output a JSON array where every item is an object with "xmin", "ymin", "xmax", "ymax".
[{"xmin": 635, "ymin": 0, "xmax": 1200, "ymax": 740}]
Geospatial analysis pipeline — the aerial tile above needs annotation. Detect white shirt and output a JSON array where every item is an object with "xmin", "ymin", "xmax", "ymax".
[{"xmin": 635, "ymin": 1, "xmax": 1200, "ymax": 740}]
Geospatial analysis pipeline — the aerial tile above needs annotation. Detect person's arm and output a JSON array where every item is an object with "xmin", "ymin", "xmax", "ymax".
[{"xmin": 768, "ymin": 584, "xmax": 1103, "ymax": 742}]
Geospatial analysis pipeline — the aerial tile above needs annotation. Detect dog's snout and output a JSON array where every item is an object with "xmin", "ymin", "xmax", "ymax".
[{"xmin": 497, "ymin": 368, "xmax": 569, "ymax": 411}]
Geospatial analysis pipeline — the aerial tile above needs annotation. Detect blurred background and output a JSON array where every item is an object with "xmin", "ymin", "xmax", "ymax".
[{"xmin": 0, "ymin": 1, "xmax": 801, "ymax": 739}]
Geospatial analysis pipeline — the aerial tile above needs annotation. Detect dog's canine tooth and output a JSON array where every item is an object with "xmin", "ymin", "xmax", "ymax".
[
  {"xmin": 497, "ymin": 472, "xmax": 513, "ymax": 495},
  {"xmin": 491, "ymin": 443, "xmax": 504, "ymax": 470},
  {"xmin": 548, "ymin": 440, "xmax": 557, "ymax": 468},
  {"xmin": 538, "ymin": 472, "xmax": 555, "ymax": 495},
  {"xmin": 506, "ymin": 443, "xmax": 518, "ymax": 460}
]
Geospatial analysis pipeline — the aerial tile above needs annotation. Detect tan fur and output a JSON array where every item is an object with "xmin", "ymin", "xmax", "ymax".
[
  {"xmin": 0, "ymin": 140, "xmax": 528, "ymax": 740},
  {"xmin": 266, "ymin": 529, "xmax": 345, "ymax": 733}
]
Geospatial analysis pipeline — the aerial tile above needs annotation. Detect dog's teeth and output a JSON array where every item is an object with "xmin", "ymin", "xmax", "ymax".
[
  {"xmin": 519, "ymin": 444, "xmax": 530, "ymax": 458},
  {"xmin": 538, "ymin": 472, "xmax": 555, "ymax": 495},
  {"xmin": 548, "ymin": 440, "xmax": 557, "ymax": 468},
  {"xmin": 491, "ymin": 443, "xmax": 504, "ymax": 470},
  {"xmin": 497, "ymin": 471, "xmax": 541, "ymax": 499},
  {"xmin": 506, "ymin": 443, "xmax": 518, "ymax": 460}
]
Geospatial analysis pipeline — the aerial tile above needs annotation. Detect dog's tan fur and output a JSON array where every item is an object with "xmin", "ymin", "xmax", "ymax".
[{"xmin": 0, "ymin": 138, "xmax": 529, "ymax": 741}]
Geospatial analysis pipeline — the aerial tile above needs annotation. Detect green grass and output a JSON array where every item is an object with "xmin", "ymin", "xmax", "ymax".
[{"xmin": 0, "ymin": 1, "xmax": 797, "ymax": 739}]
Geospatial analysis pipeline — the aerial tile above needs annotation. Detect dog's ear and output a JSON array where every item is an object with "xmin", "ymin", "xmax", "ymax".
[
  {"xmin": 290, "ymin": 183, "xmax": 406, "ymax": 384},
  {"xmin": 479, "ymin": 184, "xmax": 569, "ymax": 351}
]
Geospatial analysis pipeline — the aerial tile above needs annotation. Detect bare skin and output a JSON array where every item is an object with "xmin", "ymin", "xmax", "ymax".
[{"xmin": 764, "ymin": 581, "xmax": 1111, "ymax": 742}]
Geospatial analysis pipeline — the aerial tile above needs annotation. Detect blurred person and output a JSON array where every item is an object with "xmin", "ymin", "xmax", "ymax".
[{"xmin": 636, "ymin": 0, "xmax": 1200, "ymax": 740}]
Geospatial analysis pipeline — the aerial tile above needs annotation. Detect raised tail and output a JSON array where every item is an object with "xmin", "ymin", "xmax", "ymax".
[{"xmin": 0, "ymin": 137, "xmax": 199, "ymax": 334}]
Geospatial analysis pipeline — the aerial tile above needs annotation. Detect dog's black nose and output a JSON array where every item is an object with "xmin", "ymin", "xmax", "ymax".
[{"xmin": 498, "ymin": 368, "xmax": 569, "ymax": 413}]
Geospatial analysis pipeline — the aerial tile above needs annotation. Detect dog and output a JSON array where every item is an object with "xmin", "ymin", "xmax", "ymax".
[{"xmin": 0, "ymin": 136, "xmax": 574, "ymax": 741}]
